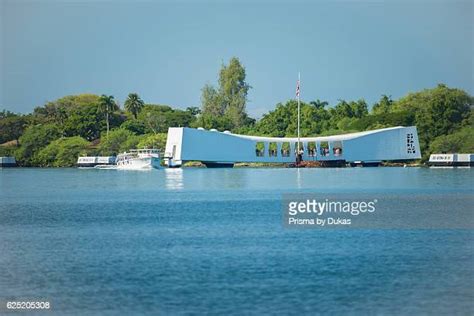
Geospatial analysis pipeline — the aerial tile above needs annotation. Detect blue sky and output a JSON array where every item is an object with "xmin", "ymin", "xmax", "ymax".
[{"xmin": 1, "ymin": 0, "xmax": 472, "ymax": 117}]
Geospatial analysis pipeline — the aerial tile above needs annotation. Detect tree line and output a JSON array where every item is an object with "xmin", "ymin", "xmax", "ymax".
[
  {"xmin": 0, "ymin": 93, "xmax": 198, "ymax": 166},
  {"xmin": 0, "ymin": 57, "xmax": 473, "ymax": 166},
  {"xmin": 243, "ymin": 85, "xmax": 473, "ymax": 159}
]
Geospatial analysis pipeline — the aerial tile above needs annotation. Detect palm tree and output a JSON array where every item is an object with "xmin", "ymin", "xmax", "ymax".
[
  {"xmin": 98, "ymin": 95, "xmax": 118, "ymax": 138},
  {"xmin": 124, "ymin": 93, "xmax": 144, "ymax": 119},
  {"xmin": 310, "ymin": 99, "xmax": 329, "ymax": 109}
]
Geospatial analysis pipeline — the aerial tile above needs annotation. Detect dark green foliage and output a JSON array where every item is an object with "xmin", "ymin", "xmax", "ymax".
[
  {"xmin": 121, "ymin": 119, "xmax": 147, "ymax": 135},
  {"xmin": 191, "ymin": 113, "xmax": 234, "ymax": 131},
  {"xmin": 15, "ymin": 124, "xmax": 61, "ymax": 166},
  {"xmin": 393, "ymin": 84, "xmax": 472, "ymax": 153},
  {"xmin": 98, "ymin": 129, "xmax": 139, "ymax": 156},
  {"xmin": 63, "ymin": 104, "xmax": 103, "ymax": 141},
  {"xmin": 429, "ymin": 127, "xmax": 474, "ymax": 155},
  {"xmin": 186, "ymin": 107, "xmax": 201, "ymax": 116},
  {"xmin": 36, "ymin": 136, "xmax": 90, "ymax": 167},
  {"xmin": 372, "ymin": 95, "xmax": 393, "ymax": 115},
  {"xmin": 31, "ymin": 94, "xmax": 106, "ymax": 140},
  {"xmin": 98, "ymin": 95, "xmax": 119, "ymax": 137},
  {"xmin": 329, "ymin": 99, "xmax": 368, "ymax": 128},
  {"xmin": 347, "ymin": 111, "xmax": 415, "ymax": 131},
  {"xmin": 200, "ymin": 57, "xmax": 251, "ymax": 130},
  {"xmin": 0, "ymin": 109, "xmax": 18, "ymax": 119},
  {"xmin": 0, "ymin": 145, "xmax": 16, "ymax": 157},
  {"xmin": 138, "ymin": 104, "xmax": 195, "ymax": 134},
  {"xmin": 164, "ymin": 110, "xmax": 195, "ymax": 129},
  {"xmin": 251, "ymin": 100, "xmax": 332, "ymax": 137},
  {"xmin": 0, "ymin": 115, "xmax": 28, "ymax": 144},
  {"xmin": 33, "ymin": 94, "xmax": 100, "ymax": 126},
  {"xmin": 124, "ymin": 93, "xmax": 145, "ymax": 119},
  {"xmin": 137, "ymin": 133, "xmax": 167, "ymax": 150}
]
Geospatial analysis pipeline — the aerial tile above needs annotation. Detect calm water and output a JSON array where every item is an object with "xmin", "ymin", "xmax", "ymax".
[{"xmin": 0, "ymin": 167, "xmax": 473, "ymax": 315}]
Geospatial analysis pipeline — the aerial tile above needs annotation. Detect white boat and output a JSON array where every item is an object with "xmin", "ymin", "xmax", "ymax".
[{"xmin": 116, "ymin": 149, "xmax": 161, "ymax": 170}]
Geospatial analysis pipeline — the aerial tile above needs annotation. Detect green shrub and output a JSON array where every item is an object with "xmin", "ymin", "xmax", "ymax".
[
  {"xmin": 120, "ymin": 119, "xmax": 146, "ymax": 135},
  {"xmin": 137, "ymin": 133, "xmax": 167, "ymax": 150},
  {"xmin": 36, "ymin": 136, "xmax": 90, "ymax": 167},
  {"xmin": 98, "ymin": 129, "xmax": 137, "ymax": 155},
  {"xmin": 0, "ymin": 145, "xmax": 16, "ymax": 157},
  {"xmin": 15, "ymin": 124, "xmax": 61, "ymax": 166},
  {"xmin": 429, "ymin": 127, "xmax": 474, "ymax": 155}
]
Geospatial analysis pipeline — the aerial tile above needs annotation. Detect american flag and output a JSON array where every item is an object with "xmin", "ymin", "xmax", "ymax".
[{"xmin": 296, "ymin": 80, "xmax": 300, "ymax": 98}]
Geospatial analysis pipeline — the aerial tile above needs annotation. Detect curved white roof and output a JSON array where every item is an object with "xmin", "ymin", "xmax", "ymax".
[
  {"xmin": 229, "ymin": 126, "xmax": 405, "ymax": 142},
  {"xmin": 164, "ymin": 125, "xmax": 422, "ymax": 165}
]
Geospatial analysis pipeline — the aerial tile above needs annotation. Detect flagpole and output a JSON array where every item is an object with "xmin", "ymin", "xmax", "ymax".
[{"xmin": 297, "ymin": 72, "xmax": 301, "ymax": 156}]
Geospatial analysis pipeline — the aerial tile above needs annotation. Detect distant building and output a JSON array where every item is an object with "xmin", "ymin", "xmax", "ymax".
[
  {"xmin": 0, "ymin": 156, "xmax": 17, "ymax": 167},
  {"xmin": 164, "ymin": 126, "xmax": 422, "ymax": 168},
  {"xmin": 429, "ymin": 154, "xmax": 473, "ymax": 167}
]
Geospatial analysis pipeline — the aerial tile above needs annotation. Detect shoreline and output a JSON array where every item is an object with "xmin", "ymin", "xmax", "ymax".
[{"xmin": 1, "ymin": 164, "xmax": 429, "ymax": 169}]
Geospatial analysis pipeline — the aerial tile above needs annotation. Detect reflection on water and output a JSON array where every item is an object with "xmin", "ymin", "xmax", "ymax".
[
  {"xmin": 296, "ymin": 168, "xmax": 302, "ymax": 189},
  {"xmin": 165, "ymin": 168, "xmax": 184, "ymax": 190},
  {"xmin": 220, "ymin": 169, "xmax": 248, "ymax": 189}
]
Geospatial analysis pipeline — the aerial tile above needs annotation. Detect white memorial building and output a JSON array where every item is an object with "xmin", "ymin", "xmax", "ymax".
[{"xmin": 164, "ymin": 126, "xmax": 421, "ymax": 167}]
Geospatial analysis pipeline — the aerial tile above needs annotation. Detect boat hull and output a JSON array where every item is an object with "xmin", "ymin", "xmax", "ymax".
[{"xmin": 117, "ymin": 157, "xmax": 161, "ymax": 170}]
